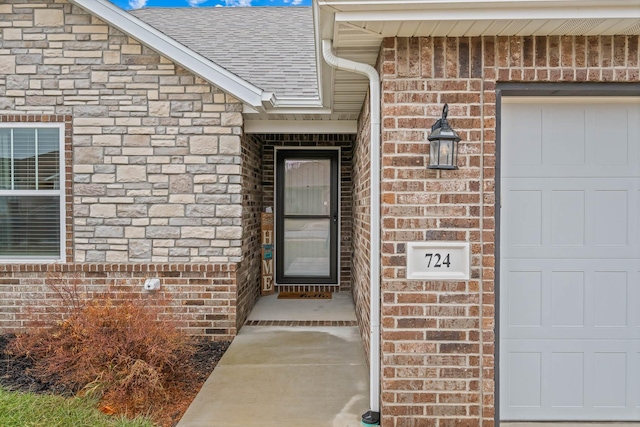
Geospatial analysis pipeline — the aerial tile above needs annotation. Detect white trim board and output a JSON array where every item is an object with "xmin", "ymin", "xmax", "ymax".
[{"xmin": 245, "ymin": 120, "xmax": 357, "ymax": 134}]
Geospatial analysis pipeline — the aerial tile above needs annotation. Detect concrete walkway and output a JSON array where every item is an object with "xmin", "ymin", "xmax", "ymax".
[{"xmin": 177, "ymin": 293, "xmax": 369, "ymax": 427}]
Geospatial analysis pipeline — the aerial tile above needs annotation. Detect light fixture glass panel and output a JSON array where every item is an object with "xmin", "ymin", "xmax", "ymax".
[
  {"xmin": 429, "ymin": 140, "xmax": 440, "ymax": 167},
  {"xmin": 439, "ymin": 140, "xmax": 455, "ymax": 166}
]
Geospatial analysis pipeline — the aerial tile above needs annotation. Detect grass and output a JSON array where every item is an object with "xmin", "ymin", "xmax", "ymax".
[{"xmin": 0, "ymin": 387, "xmax": 156, "ymax": 427}]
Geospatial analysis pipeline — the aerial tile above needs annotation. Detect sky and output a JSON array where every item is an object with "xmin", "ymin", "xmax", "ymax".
[{"xmin": 109, "ymin": 0, "xmax": 310, "ymax": 9}]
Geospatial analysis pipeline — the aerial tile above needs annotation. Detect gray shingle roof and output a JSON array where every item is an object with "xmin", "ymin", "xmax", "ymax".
[{"xmin": 130, "ymin": 7, "xmax": 318, "ymax": 99}]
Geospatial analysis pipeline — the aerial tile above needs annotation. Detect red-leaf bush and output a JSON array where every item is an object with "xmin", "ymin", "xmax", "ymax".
[{"xmin": 9, "ymin": 273, "xmax": 198, "ymax": 424}]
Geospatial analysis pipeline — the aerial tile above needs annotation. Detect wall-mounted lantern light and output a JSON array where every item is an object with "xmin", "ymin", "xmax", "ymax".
[{"xmin": 427, "ymin": 104, "xmax": 460, "ymax": 170}]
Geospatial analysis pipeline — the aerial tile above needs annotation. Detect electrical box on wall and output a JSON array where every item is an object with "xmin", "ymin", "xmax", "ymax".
[{"xmin": 144, "ymin": 278, "xmax": 161, "ymax": 291}]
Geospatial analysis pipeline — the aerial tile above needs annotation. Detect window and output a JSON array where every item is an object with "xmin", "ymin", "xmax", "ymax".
[{"xmin": 0, "ymin": 124, "xmax": 65, "ymax": 260}]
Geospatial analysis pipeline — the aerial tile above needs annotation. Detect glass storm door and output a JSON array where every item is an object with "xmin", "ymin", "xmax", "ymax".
[{"xmin": 275, "ymin": 150, "xmax": 339, "ymax": 285}]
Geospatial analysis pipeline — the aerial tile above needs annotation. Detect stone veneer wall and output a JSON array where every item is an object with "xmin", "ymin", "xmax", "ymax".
[
  {"xmin": 352, "ymin": 91, "xmax": 372, "ymax": 360},
  {"xmin": 0, "ymin": 0, "xmax": 249, "ymax": 338},
  {"xmin": 259, "ymin": 134, "xmax": 354, "ymax": 292},
  {"xmin": 379, "ymin": 36, "xmax": 639, "ymax": 427}
]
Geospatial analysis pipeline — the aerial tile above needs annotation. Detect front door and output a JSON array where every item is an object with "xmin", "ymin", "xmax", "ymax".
[{"xmin": 275, "ymin": 150, "xmax": 339, "ymax": 285}]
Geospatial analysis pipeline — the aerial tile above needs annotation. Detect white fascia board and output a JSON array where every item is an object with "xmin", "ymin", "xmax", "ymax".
[
  {"xmin": 258, "ymin": 95, "xmax": 330, "ymax": 113},
  {"xmin": 271, "ymin": 100, "xmax": 326, "ymax": 110},
  {"xmin": 313, "ymin": 1, "xmax": 335, "ymax": 112},
  {"xmin": 265, "ymin": 94, "xmax": 325, "ymax": 108},
  {"xmin": 334, "ymin": 6, "xmax": 640, "ymax": 23},
  {"xmin": 244, "ymin": 120, "xmax": 357, "ymax": 134},
  {"xmin": 264, "ymin": 107, "xmax": 334, "ymax": 114},
  {"xmin": 241, "ymin": 105, "xmax": 332, "ymax": 115},
  {"xmin": 320, "ymin": 0, "xmax": 635, "ymax": 8},
  {"xmin": 70, "ymin": 0, "xmax": 266, "ymax": 109}
]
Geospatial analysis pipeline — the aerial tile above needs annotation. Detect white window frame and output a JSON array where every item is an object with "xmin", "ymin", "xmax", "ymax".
[{"xmin": 0, "ymin": 122, "xmax": 66, "ymax": 262}]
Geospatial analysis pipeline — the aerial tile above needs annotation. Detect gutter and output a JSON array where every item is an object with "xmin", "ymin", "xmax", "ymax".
[
  {"xmin": 321, "ymin": 39, "xmax": 381, "ymax": 425},
  {"xmin": 334, "ymin": 6, "xmax": 640, "ymax": 21},
  {"xmin": 318, "ymin": 0, "xmax": 637, "ymax": 9}
]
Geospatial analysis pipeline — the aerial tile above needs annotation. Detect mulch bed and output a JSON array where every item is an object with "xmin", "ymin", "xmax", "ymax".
[
  {"xmin": 0, "ymin": 334, "xmax": 66, "ymax": 395},
  {"xmin": 189, "ymin": 338, "xmax": 231, "ymax": 384},
  {"xmin": 0, "ymin": 333, "xmax": 230, "ymax": 424}
]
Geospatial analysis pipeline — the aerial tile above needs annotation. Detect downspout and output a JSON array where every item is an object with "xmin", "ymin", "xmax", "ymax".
[{"xmin": 321, "ymin": 39, "xmax": 381, "ymax": 426}]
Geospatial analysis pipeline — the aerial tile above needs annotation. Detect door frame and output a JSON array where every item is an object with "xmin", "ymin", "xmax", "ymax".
[
  {"xmin": 274, "ymin": 147, "xmax": 341, "ymax": 286},
  {"xmin": 495, "ymin": 82, "xmax": 640, "ymax": 425}
]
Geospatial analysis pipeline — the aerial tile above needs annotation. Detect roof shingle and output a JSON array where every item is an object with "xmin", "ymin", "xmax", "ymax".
[{"xmin": 130, "ymin": 7, "xmax": 318, "ymax": 99}]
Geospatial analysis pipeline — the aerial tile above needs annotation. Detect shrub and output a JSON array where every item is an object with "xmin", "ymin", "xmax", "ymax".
[{"xmin": 9, "ymin": 276, "xmax": 197, "ymax": 424}]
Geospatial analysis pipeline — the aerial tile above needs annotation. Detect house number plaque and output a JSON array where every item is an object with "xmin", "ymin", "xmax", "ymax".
[{"xmin": 406, "ymin": 241, "xmax": 470, "ymax": 280}]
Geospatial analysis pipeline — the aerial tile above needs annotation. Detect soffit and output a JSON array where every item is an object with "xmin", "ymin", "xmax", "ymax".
[
  {"xmin": 337, "ymin": 15, "xmax": 640, "ymax": 39},
  {"xmin": 326, "ymin": 0, "xmax": 640, "ymax": 57},
  {"xmin": 318, "ymin": 0, "xmax": 640, "ymax": 125}
]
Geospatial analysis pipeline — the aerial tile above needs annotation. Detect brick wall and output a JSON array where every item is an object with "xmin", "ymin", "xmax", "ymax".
[
  {"xmin": 236, "ymin": 134, "xmax": 263, "ymax": 329},
  {"xmin": 352, "ymin": 92, "xmax": 372, "ymax": 359},
  {"xmin": 0, "ymin": 263, "xmax": 237, "ymax": 339},
  {"xmin": 259, "ymin": 134, "xmax": 354, "ymax": 292},
  {"xmin": 0, "ymin": 0, "xmax": 253, "ymax": 338},
  {"xmin": 379, "ymin": 35, "xmax": 639, "ymax": 427}
]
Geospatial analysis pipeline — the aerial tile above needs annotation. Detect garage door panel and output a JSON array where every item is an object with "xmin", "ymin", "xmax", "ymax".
[
  {"xmin": 502, "ymin": 259, "xmax": 638, "ymax": 340},
  {"xmin": 503, "ymin": 330, "xmax": 638, "ymax": 341},
  {"xmin": 637, "ymin": 266, "xmax": 640, "ymax": 328},
  {"xmin": 507, "ymin": 190, "xmax": 542, "ymax": 247},
  {"xmin": 504, "ymin": 165, "xmax": 640, "ymax": 179},
  {"xmin": 502, "ymin": 178, "xmax": 640, "ymax": 259},
  {"xmin": 504, "ymin": 247, "xmax": 638, "ymax": 260},
  {"xmin": 594, "ymin": 190, "xmax": 629, "ymax": 246},
  {"xmin": 502, "ymin": 104, "xmax": 543, "ymax": 167},
  {"xmin": 501, "ymin": 340, "xmax": 640, "ymax": 420},
  {"xmin": 506, "ymin": 270, "xmax": 542, "ymax": 327},
  {"xmin": 550, "ymin": 352, "xmax": 584, "ymax": 408},
  {"xmin": 507, "ymin": 351, "xmax": 542, "ymax": 408},
  {"xmin": 637, "ymin": 189, "xmax": 640, "ymax": 250},
  {"xmin": 550, "ymin": 270, "xmax": 585, "ymax": 327},
  {"xmin": 547, "ymin": 107, "xmax": 586, "ymax": 166},
  {"xmin": 551, "ymin": 190, "xmax": 585, "ymax": 246},
  {"xmin": 593, "ymin": 271, "xmax": 628, "ymax": 327},
  {"xmin": 503, "ymin": 328, "xmax": 637, "ymax": 341},
  {"xmin": 636, "ymin": 352, "xmax": 640, "ymax": 409},
  {"xmin": 502, "ymin": 100, "xmax": 640, "ymax": 179},
  {"xmin": 593, "ymin": 352, "xmax": 628, "ymax": 408},
  {"xmin": 500, "ymin": 98, "xmax": 640, "ymax": 421},
  {"xmin": 593, "ymin": 106, "xmax": 633, "ymax": 166}
]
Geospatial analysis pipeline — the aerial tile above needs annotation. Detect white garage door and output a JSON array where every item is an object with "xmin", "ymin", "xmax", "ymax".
[{"xmin": 500, "ymin": 97, "xmax": 640, "ymax": 421}]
